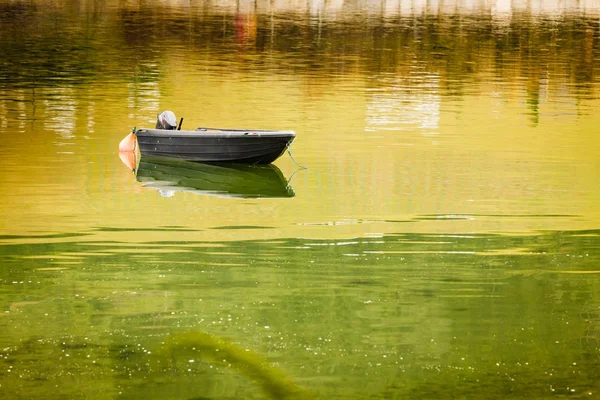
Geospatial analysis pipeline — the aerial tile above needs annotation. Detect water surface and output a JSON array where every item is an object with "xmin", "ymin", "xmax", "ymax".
[{"xmin": 0, "ymin": 0, "xmax": 599, "ymax": 398}]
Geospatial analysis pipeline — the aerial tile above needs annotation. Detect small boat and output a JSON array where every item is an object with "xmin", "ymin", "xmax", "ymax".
[
  {"xmin": 120, "ymin": 111, "xmax": 296, "ymax": 164},
  {"xmin": 135, "ymin": 156, "xmax": 295, "ymax": 198}
]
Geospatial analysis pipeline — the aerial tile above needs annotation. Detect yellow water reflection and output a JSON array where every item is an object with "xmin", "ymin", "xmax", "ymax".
[{"xmin": 0, "ymin": 0, "xmax": 599, "ymax": 243}]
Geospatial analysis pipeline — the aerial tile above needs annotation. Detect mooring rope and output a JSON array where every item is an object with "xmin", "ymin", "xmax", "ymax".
[
  {"xmin": 285, "ymin": 147, "xmax": 307, "ymax": 187},
  {"xmin": 287, "ymin": 147, "xmax": 307, "ymax": 170}
]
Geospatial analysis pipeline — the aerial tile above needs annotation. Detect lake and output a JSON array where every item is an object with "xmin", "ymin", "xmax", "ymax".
[{"xmin": 0, "ymin": 0, "xmax": 599, "ymax": 399}]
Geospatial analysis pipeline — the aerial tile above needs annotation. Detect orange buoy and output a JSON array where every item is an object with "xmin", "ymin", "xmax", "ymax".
[
  {"xmin": 119, "ymin": 132, "xmax": 137, "ymax": 153},
  {"xmin": 119, "ymin": 150, "xmax": 137, "ymax": 172},
  {"xmin": 119, "ymin": 131, "xmax": 138, "ymax": 171}
]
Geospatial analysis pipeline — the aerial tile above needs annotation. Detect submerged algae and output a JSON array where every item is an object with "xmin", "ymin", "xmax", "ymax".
[{"xmin": 161, "ymin": 332, "xmax": 312, "ymax": 400}]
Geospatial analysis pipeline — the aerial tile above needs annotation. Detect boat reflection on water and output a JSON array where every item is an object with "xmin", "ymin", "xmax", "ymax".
[{"xmin": 132, "ymin": 156, "xmax": 295, "ymax": 199}]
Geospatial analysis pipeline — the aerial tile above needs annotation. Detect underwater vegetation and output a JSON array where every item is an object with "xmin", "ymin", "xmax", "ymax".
[{"xmin": 161, "ymin": 332, "xmax": 312, "ymax": 400}]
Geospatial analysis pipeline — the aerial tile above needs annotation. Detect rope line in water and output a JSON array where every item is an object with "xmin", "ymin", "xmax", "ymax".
[
  {"xmin": 285, "ymin": 147, "xmax": 307, "ymax": 187},
  {"xmin": 287, "ymin": 148, "xmax": 307, "ymax": 170}
]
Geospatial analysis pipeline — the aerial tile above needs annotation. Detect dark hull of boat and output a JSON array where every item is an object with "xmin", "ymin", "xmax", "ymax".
[
  {"xmin": 135, "ymin": 156, "xmax": 295, "ymax": 198},
  {"xmin": 135, "ymin": 128, "xmax": 296, "ymax": 164}
]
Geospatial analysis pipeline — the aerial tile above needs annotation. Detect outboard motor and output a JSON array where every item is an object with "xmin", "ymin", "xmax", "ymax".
[{"xmin": 156, "ymin": 110, "xmax": 177, "ymax": 130}]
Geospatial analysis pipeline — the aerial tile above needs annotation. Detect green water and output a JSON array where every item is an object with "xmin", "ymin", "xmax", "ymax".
[
  {"xmin": 1, "ymin": 231, "xmax": 599, "ymax": 398},
  {"xmin": 1, "ymin": 0, "xmax": 599, "ymax": 399}
]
